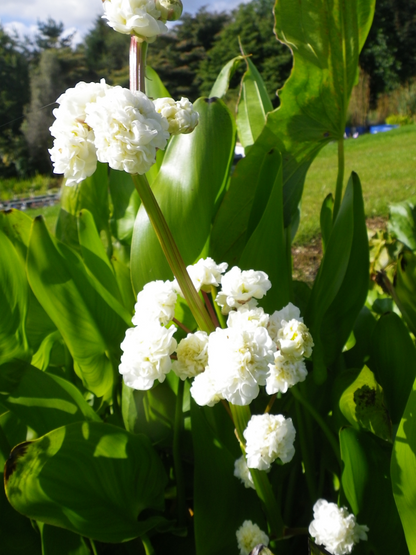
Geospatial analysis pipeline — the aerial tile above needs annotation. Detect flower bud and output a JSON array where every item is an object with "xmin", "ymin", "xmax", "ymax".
[{"xmin": 155, "ymin": 0, "xmax": 183, "ymax": 21}]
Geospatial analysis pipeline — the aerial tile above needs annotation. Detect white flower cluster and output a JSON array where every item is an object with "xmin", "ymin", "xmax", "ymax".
[
  {"xmin": 309, "ymin": 499, "xmax": 369, "ymax": 555},
  {"xmin": 234, "ymin": 455, "xmax": 255, "ymax": 489},
  {"xmin": 119, "ymin": 259, "xmax": 313, "ymax": 410},
  {"xmin": 236, "ymin": 520, "xmax": 269, "ymax": 555},
  {"xmin": 154, "ymin": 97, "xmax": 200, "ymax": 135},
  {"xmin": 243, "ymin": 413, "xmax": 296, "ymax": 470},
  {"xmin": 49, "ymin": 81, "xmax": 199, "ymax": 185},
  {"xmin": 102, "ymin": 0, "xmax": 168, "ymax": 42}
]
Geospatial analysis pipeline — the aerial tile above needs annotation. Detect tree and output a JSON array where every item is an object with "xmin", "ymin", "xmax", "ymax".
[{"xmin": 0, "ymin": 25, "xmax": 30, "ymax": 177}]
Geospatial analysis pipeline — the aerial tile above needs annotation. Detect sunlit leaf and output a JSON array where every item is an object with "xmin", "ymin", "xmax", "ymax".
[
  {"xmin": 394, "ymin": 250, "xmax": 416, "ymax": 337},
  {"xmin": 209, "ymin": 56, "xmax": 244, "ymax": 98}
]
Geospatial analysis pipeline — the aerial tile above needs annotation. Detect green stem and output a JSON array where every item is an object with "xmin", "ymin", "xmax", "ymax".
[
  {"xmin": 129, "ymin": 37, "xmax": 148, "ymax": 93},
  {"xmin": 333, "ymin": 138, "xmax": 345, "ymax": 222},
  {"xmin": 173, "ymin": 378, "xmax": 186, "ymax": 527},
  {"xmin": 294, "ymin": 399, "xmax": 317, "ymax": 501},
  {"xmin": 131, "ymin": 174, "xmax": 215, "ymax": 334},
  {"xmin": 210, "ymin": 285, "xmax": 226, "ymax": 329},
  {"xmin": 291, "ymin": 385, "xmax": 340, "ymax": 466},
  {"xmin": 141, "ymin": 534, "xmax": 155, "ymax": 555},
  {"xmin": 229, "ymin": 403, "xmax": 284, "ymax": 539},
  {"xmin": 89, "ymin": 539, "xmax": 98, "ymax": 555}
]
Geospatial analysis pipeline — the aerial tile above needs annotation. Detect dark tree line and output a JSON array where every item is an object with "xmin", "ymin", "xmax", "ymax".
[{"xmin": 1, "ymin": 0, "xmax": 416, "ymax": 178}]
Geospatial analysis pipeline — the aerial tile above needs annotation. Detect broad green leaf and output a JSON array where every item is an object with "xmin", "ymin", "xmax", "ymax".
[
  {"xmin": 388, "ymin": 196, "xmax": 416, "ymax": 251},
  {"xmin": 39, "ymin": 523, "xmax": 91, "ymax": 555},
  {"xmin": 0, "ymin": 209, "xmax": 57, "ymax": 352},
  {"xmin": 112, "ymin": 254, "xmax": 136, "ymax": 314},
  {"xmin": 0, "ymin": 415, "xmax": 41, "ymax": 555},
  {"xmin": 56, "ymin": 162, "xmax": 110, "ymax": 251},
  {"xmin": 0, "ymin": 359, "xmax": 100, "ymax": 437},
  {"xmin": 394, "ymin": 250, "xmax": 416, "ymax": 336},
  {"xmin": 343, "ymin": 306, "xmax": 377, "ymax": 370},
  {"xmin": 209, "ymin": 56, "xmax": 244, "ymax": 98},
  {"xmin": 5, "ymin": 422, "xmax": 168, "ymax": 543},
  {"xmin": 27, "ymin": 217, "xmax": 126, "ymax": 397},
  {"xmin": 122, "ymin": 381, "xmax": 176, "ymax": 446},
  {"xmin": 391, "ymin": 375, "xmax": 416, "ymax": 554},
  {"xmin": 339, "ymin": 366, "xmax": 391, "ymax": 442},
  {"xmin": 369, "ymin": 312, "xmax": 416, "ymax": 425},
  {"xmin": 145, "ymin": 65, "xmax": 171, "ymax": 99},
  {"xmin": 306, "ymin": 173, "xmax": 368, "ymax": 374},
  {"xmin": 320, "ymin": 193, "xmax": 334, "ymax": 253},
  {"xmin": 236, "ymin": 54, "xmax": 273, "ymax": 149},
  {"xmin": 210, "ymin": 142, "xmax": 283, "ymax": 266},
  {"xmin": 131, "ymin": 97, "xmax": 235, "ymax": 293},
  {"xmin": 238, "ymin": 150, "xmax": 291, "ymax": 312},
  {"xmin": 31, "ymin": 330, "xmax": 63, "ymax": 371},
  {"xmin": 109, "ymin": 169, "xmax": 140, "ymax": 246},
  {"xmin": 254, "ymin": 0, "xmax": 375, "ymax": 227},
  {"xmin": 0, "ymin": 229, "xmax": 30, "ymax": 365},
  {"xmin": 191, "ymin": 400, "xmax": 266, "ymax": 555},
  {"xmin": 340, "ymin": 427, "xmax": 407, "ymax": 553},
  {"xmin": 77, "ymin": 209, "xmax": 132, "ymax": 326}
]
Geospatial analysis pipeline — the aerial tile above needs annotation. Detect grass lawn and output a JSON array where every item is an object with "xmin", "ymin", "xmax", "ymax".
[{"xmin": 296, "ymin": 125, "xmax": 416, "ymax": 244}]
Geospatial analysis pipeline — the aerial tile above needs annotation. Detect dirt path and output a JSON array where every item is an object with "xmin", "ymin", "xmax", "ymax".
[{"xmin": 292, "ymin": 216, "xmax": 387, "ymax": 283}]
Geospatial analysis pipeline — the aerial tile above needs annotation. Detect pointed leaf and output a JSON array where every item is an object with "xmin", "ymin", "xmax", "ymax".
[
  {"xmin": 145, "ymin": 65, "xmax": 171, "ymax": 99},
  {"xmin": 108, "ymin": 169, "xmax": 140, "ymax": 246},
  {"xmin": 391, "ymin": 375, "xmax": 416, "ymax": 554},
  {"xmin": 320, "ymin": 193, "xmax": 334, "ymax": 253},
  {"xmin": 394, "ymin": 250, "xmax": 416, "ymax": 336},
  {"xmin": 388, "ymin": 196, "xmax": 416, "ymax": 251},
  {"xmin": 0, "ymin": 359, "xmax": 100, "ymax": 436},
  {"xmin": 27, "ymin": 217, "xmax": 126, "ymax": 397},
  {"xmin": 236, "ymin": 55, "xmax": 273, "ymax": 149},
  {"xmin": 4, "ymin": 422, "xmax": 167, "ymax": 543},
  {"xmin": 340, "ymin": 427, "xmax": 407, "ymax": 553},
  {"xmin": 131, "ymin": 97, "xmax": 235, "ymax": 292},
  {"xmin": 210, "ymin": 56, "xmax": 244, "ymax": 98},
  {"xmin": 369, "ymin": 312, "xmax": 416, "ymax": 425}
]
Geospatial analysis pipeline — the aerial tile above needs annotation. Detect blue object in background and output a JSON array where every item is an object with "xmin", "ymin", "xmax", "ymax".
[{"xmin": 370, "ymin": 124, "xmax": 399, "ymax": 134}]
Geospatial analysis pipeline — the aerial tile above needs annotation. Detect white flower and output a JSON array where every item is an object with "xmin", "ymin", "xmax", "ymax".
[
  {"xmin": 132, "ymin": 280, "xmax": 177, "ymax": 326},
  {"xmin": 244, "ymin": 413, "xmax": 296, "ymax": 470},
  {"xmin": 265, "ymin": 351, "xmax": 308, "ymax": 394},
  {"xmin": 207, "ymin": 326, "xmax": 274, "ymax": 405},
  {"xmin": 172, "ymin": 331, "xmax": 209, "ymax": 380},
  {"xmin": 236, "ymin": 521, "xmax": 269, "ymax": 555},
  {"xmin": 309, "ymin": 499, "xmax": 369, "ymax": 555},
  {"xmin": 190, "ymin": 368, "xmax": 223, "ymax": 407},
  {"xmin": 234, "ymin": 455, "xmax": 255, "ymax": 489},
  {"xmin": 227, "ymin": 304, "xmax": 269, "ymax": 331},
  {"xmin": 277, "ymin": 319, "xmax": 314, "ymax": 359},
  {"xmin": 216, "ymin": 267, "xmax": 271, "ymax": 315},
  {"xmin": 153, "ymin": 97, "xmax": 199, "ymax": 135},
  {"xmin": 49, "ymin": 80, "xmax": 110, "ymax": 185},
  {"xmin": 85, "ymin": 86, "xmax": 169, "ymax": 175},
  {"xmin": 267, "ymin": 302, "xmax": 303, "ymax": 342},
  {"xmin": 102, "ymin": 0, "xmax": 167, "ymax": 41},
  {"xmin": 119, "ymin": 323, "xmax": 177, "ymax": 390},
  {"xmin": 173, "ymin": 257, "xmax": 228, "ymax": 295}
]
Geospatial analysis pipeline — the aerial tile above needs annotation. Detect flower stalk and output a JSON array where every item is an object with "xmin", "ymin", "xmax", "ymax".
[{"xmin": 130, "ymin": 37, "xmax": 148, "ymax": 93}]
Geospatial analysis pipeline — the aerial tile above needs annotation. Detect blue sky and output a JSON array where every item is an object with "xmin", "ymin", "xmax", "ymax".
[{"xmin": 0, "ymin": 0, "xmax": 249, "ymax": 44}]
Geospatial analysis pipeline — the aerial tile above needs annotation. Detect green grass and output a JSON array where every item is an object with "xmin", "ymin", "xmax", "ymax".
[
  {"xmin": 296, "ymin": 125, "xmax": 416, "ymax": 244},
  {"xmin": 0, "ymin": 174, "xmax": 61, "ymax": 200}
]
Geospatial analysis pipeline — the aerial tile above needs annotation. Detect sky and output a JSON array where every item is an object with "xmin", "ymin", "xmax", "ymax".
[{"xmin": 0, "ymin": 0, "xmax": 249, "ymax": 44}]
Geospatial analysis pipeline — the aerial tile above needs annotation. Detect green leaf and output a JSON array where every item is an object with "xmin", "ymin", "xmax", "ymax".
[
  {"xmin": 0, "ymin": 209, "xmax": 57, "ymax": 352},
  {"xmin": 369, "ymin": 312, "xmax": 416, "ymax": 425},
  {"xmin": 343, "ymin": 306, "xmax": 377, "ymax": 370},
  {"xmin": 254, "ymin": 0, "xmax": 375, "ymax": 227},
  {"xmin": 111, "ymin": 254, "xmax": 136, "ymax": 314},
  {"xmin": 0, "ymin": 359, "xmax": 101, "ymax": 437},
  {"xmin": 109, "ymin": 169, "xmax": 140, "ymax": 246},
  {"xmin": 27, "ymin": 217, "xmax": 126, "ymax": 397},
  {"xmin": 339, "ymin": 366, "xmax": 392, "ymax": 441},
  {"xmin": 145, "ymin": 65, "xmax": 171, "ymax": 99},
  {"xmin": 306, "ymin": 173, "xmax": 369, "ymax": 373},
  {"xmin": 236, "ymin": 54, "xmax": 273, "ymax": 150},
  {"xmin": 39, "ymin": 523, "xmax": 91, "ymax": 555},
  {"xmin": 394, "ymin": 250, "xmax": 416, "ymax": 337},
  {"xmin": 131, "ymin": 97, "xmax": 235, "ymax": 293},
  {"xmin": 5, "ymin": 422, "xmax": 168, "ymax": 543},
  {"xmin": 210, "ymin": 142, "xmax": 282, "ymax": 267},
  {"xmin": 209, "ymin": 56, "xmax": 244, "ymax": 98},
  {"xmin": 56, "ymin": 162, "xmax": 110, "ymax": 251},
  {"xmin": 238, "ymin": 150, "xmax": 291, "ymax": 312},
  {"xmin": 0, "ymin": 228, "xmax": 30, "ymax": 365},
  {"xmin": 340, "ymin": 427, "xmax": 407, "ymax": 553},
  {"xmin": 191, "ymin": 401, "xmax": 266, "ymax": 555},
  {"xmin": 391, "ymin": 375, "xmax": 416, "ymax": 554},
  {"xmin": 320, "ymin": 193, "xmax": 334, "ymax": 253},
  {"xmin": 122, "ymin": 381, "xmax": 176, "ymax": 446},
  {"xmin": 388, "ymin": 196, "xmax": 416, "ymax": 251}
]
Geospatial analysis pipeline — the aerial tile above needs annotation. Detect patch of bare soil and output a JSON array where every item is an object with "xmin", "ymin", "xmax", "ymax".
[{"xmin": 291, "ymin": 216, "xmax": 387, "ymax": 284}]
